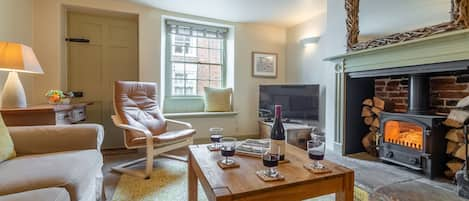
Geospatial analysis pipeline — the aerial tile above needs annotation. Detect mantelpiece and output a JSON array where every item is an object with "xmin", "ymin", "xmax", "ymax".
[{"xmin": 324, "ymin": 29, "xmax": 469, "ymax": 153}]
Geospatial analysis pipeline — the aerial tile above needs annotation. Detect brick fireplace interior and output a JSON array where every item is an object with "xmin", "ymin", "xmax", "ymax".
[
  {"xmin": 375, "ymin": 75, "xmax": 469, "ymax": 115},
  {"xmin": 343, "ymin": 60, "xmax": 469, "ymax": 155}
]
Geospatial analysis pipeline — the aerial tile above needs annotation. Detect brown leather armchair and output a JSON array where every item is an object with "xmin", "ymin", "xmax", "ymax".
[{"xmin": 111, "ymin": 81, "xmax": 196, "ymax": 179}]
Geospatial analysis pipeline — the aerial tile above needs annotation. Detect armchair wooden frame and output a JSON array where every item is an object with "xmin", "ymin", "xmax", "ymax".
[{"xmin": 111, "ymin": 115, "xmax": 193, "ymax": 179}]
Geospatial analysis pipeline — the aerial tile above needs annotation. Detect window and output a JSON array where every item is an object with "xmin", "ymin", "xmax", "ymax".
[{"xmin": 166, "ymin": 20, "xmax": 228, "ymax": 97}]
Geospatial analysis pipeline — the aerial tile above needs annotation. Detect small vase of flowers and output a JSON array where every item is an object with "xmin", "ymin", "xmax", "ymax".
[{"xmin": 45, "ymin": 90, "xmax": 65, "ymax": 104}]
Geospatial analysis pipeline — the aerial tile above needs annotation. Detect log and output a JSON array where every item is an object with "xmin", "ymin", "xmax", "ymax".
[
  {"xmin": 371, "ymin": 107, "xmax": 382, "ymax": 116},
  {"xmin": 454, "ymin": 144, "xmax": 468, "ymax": 160},
  {"xmin": 373, "ymin": 96, "xmax": 385, "ymax": 110},
  {"xmin": 362, "ymin": 98, "xmax": 373, "ymax": 107},
  {"xmin": 361, "ymin": 106, "xmax": 373, "ymax": 117},
  {"xmin": 447, "ymin": 159, "xmax": 464, "ymax": 173},
  {"xmin": 443, "ymin": 109, "xmax": 469, "ymax": 128},
  {"xmin": 447, "ymin": 141, "xmax": 460, "ymax": 154},
  {"xmin": 456, "ymin": 96, "xmax": 469, "ymax": 109},
  {"xmin": 444, "ymin": 169, "xmax": 456, "ymax": 178},
  {"xmin": 444, "ymin": 119, "xmax": 463, "ymax": 128},
  {"xmin": 446, "ymin": 129, "xmax": 464, "ymax": 143},
  {"xmin": 371, "ymin": 118, "xmax": 380, "ymax": 128},
  {"xmin": 364, "ymin": 117, "xmax": 374, "ymax": 126},
  {"xmin": 362, "ymin": 132, "xmax": 377, "ymax": 156},
  {"xmin": 369, "ymin": 126, "xmax": 378, "ymax": 133}
]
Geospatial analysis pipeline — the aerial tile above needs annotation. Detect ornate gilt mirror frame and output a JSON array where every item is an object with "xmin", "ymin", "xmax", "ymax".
[{"xmin": 346, "ymin": 0, "xmax": 469, "ymax": 51}]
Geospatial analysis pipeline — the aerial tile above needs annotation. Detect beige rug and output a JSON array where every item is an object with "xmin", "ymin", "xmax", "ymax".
[{"xmin": 112, "ymin": 158, "xmax": 335, "ymax": 201}]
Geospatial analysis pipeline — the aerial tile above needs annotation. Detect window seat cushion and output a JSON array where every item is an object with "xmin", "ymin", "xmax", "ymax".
[{"xmin": 164, "ymin": 111, "xmax": 238, "ymax": 118}]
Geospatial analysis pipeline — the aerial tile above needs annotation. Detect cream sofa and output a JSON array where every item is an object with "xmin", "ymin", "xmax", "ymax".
[{"xmin": 0, "ymin": 124, "xmax": 104, "ymax": 201}]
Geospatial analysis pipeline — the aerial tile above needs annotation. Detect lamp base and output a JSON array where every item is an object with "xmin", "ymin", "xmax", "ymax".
[{"xmin": 1, "ymin": 71, "xmax": 27, "ymax": 108}]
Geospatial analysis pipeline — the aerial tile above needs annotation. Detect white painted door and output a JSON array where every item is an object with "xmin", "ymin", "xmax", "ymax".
[{"xmin": 67, "ymin": 12, "xmax": 138, "ymax": 148}]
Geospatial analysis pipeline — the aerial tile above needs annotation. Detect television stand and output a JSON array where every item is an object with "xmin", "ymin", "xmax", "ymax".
[{"xmin": 258, "ymin": 120, "xmax": 313, "ymax": 150}]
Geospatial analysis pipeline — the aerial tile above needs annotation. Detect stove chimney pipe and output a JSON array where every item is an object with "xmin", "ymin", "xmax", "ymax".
[{"xmin": 407, "ymin": 74, "xmax": 429, "ymax": 114}]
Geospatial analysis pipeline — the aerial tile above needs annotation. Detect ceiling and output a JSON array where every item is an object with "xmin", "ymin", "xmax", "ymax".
[{"xmin": 123, "ymin": 0, "xmax": 325, "ymax": 27}]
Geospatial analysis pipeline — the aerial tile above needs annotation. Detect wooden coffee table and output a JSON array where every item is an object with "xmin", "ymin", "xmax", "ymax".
[{"xmin": 188, "ymin": 144, "xmax": 354, "ymax": 201}]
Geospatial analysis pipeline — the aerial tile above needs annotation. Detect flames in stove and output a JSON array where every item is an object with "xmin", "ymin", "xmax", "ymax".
[{"xmin": 384, "ymin": 120, "xmax": 423, "ymax": 150}]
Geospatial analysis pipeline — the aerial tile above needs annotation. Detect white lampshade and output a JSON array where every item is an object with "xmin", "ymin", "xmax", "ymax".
[
  {"xmin": 0, "ymin": 42, "xmax": 43, "ymax": 108},
  {"xmin": 0, "ymin": 42, "xmax": 43, "ymax": 74}
]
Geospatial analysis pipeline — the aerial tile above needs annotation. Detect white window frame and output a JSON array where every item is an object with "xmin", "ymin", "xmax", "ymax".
[{"xmin": 165, "ymin": 19, "xmax": 228, "ymax": 98}]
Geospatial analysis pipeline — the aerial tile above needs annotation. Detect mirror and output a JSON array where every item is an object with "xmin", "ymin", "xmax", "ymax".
[
  {"xmin": 345, "ymin": 0, "xmax": 469, "ymax": 51},
  {"xmin": 358, "ymin": 0, "xmax": 451, "ymax": 42}
]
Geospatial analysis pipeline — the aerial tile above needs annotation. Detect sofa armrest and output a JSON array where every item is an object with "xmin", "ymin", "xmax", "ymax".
[{"xmin": 8, "ymin": 124, "xmax": 104, "ymax": 155}]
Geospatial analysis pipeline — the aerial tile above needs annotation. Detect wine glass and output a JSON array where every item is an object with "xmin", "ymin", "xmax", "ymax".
[
  {"xmin": 260, "ymin": 145, "xmax": 281, "ymax": 178},
  {"xmin": 209, "ymin": 128, "xmax": 223, "ymax": 150},
  {"xmin": 307, "ymin": 134, "xmax": 326, "ymax": 170},
  {"xmin": 220, "ymin": 137, "xmax": 237, "ymax": 165}
]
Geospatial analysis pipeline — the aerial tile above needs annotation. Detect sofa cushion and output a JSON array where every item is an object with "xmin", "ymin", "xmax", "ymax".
[
  {"xmin": 0, "ymin": 150, "xmax": 101, "ymax": 201},
  {"xmin": 0, "ymin": 187, "xmax": 70, "ymax": 201},
  {"xmin": 0, "ymin": 114, "xmax": 15, "ymax": 163}
]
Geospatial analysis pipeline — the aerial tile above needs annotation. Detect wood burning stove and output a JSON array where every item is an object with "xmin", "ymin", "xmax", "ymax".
[
  {"xmin": 379, "ymin": 112, "xmax": 446, "ymax": 179},
  {"xmin": 378, "ymin": 74, "xmax": 447, "ymax": 179}
]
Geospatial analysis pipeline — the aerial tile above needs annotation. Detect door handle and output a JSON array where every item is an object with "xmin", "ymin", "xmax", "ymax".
[{"xmin": 65, "ymin": 38, "xmax": 90, "ymax": 43}]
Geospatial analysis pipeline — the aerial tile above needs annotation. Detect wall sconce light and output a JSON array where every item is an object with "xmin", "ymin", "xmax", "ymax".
[{"xmin": 300, "ymin": 36, "xmax": 320, "ymax": 47}]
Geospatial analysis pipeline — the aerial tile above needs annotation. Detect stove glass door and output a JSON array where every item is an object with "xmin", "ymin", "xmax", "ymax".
[{"xmin": 384, "ymin": 120, "xmax": 423, "ymax": 150}]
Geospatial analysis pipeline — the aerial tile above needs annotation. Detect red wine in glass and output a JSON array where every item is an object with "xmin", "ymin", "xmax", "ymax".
[
  {"xmin": 308, "ymin": 150, "xmax": 324, "ymax": 160},
  {"xmin": 221, "ymin": 146, "xmax": 235, "ymax": 157},
  {"xmin": 262, "ymin": 154, "xmax": 279, "ymax": 167},
  {"xmin": 307, "ymin": 135, "xmax": 326, "ymax": 170},
  {"xmin": 220, "ymin": 137, "xmax": 237, "ymax": 165},
  {"xmin": 211, "ymin": 134, "xmax": 222, "ymax": 143}
]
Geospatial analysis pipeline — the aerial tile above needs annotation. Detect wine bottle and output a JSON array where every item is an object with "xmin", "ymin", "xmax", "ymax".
[{"xmin": 270, "ymin": 105, "xmax": 286, "ymax": 161}]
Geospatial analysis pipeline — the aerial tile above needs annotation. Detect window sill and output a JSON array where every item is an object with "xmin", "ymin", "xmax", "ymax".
[{"xmin": 164, "ymin": 111, "xmax": 238, "ymax": 118}]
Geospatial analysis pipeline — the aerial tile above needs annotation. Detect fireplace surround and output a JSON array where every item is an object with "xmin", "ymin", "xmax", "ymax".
[{"xmin": 325, "ymin": 29, "xmax": 469, "ymax": 178}]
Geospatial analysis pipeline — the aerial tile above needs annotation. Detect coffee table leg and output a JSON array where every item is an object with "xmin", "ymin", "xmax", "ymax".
[
  {"xmin": 188, "ymin": 154, "xmax": 198, "ymax": 201},
  {"xmin": 336, "ymin": 172, "xmax": 354, "ymax": 201}
]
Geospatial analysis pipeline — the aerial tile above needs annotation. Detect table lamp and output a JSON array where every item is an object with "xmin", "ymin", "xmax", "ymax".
[{"xmin": 0, "ymin": 42, "xmax": 43, "ymax": 108}]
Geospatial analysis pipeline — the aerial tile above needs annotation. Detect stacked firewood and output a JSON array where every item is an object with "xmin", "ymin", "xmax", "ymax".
[
  {"xmin": 361, "ymin": 97, "xmax": 386, "ymax": 156},
  {"xmin": 443, "ymin": 96, "xmax": 469, "ymax": 178}
]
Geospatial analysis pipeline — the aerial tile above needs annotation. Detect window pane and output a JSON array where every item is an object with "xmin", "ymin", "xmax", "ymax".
[
  {"xmin": 193, "ymin": 30, "xmax": 204, "ymax": 37},
  {"xmin": 178, "ymin": 27, "xmax": 190, "ymax": 35},
  {"xmin": 197, "ymin": 80, "xmax": 210, "ymax": 96},
  {"xmin": 172, "ymin": 79, "xmax": 185, "ymax": 96},
  {"xmin": 197, "ymin": 48, "xmax": 209, "ymax": 63},
  {"xmin": 209, "ymin": 49, "xmax": 221, "ymax": 64},
  {"xmin": 185, "ymin": 80, "xmax": 197, "ymax": 95},
  {"xmin": 198, "ymin": 64, "xmax": 210, "ymax": 80},
  {"xmin": 210, "ymin": 65, "xmax": 222, "ymax": 80},
  {"xmin": 206, "ymin": 31, "xmax": 217, "ymax": 38},
  {"xmin": 185, "ymin": 47, "xmax": 197, "ymax": 59},
  {"xmin": 197, "ymin": 38, "xmax": 209, "ymax": 48},
  {"xmin": 209, "ymin": 39, "xmax": 222, "ymax": 49},
  {"xmin": 210, "ymin": 80, "xmax": 221, "ymax": 88},
  {"xmin": 172, "ymin": 63, "xmax": 185, "ymax": 79},
  {"xmin": 186, "ymin": 64, "xmax": 197, "ymax": 79}
]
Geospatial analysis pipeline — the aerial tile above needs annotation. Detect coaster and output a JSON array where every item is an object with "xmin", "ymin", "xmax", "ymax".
[
  {"xmin": 256, "ymin": 170, "xmax": 285, "ymax": 182},
  {"xmin": 217, "ymin": 160, "xmax": 240, "ymax": 169},
  {"xmin": 303, "ymin": 163, "xmax": 332, "ymax": 174},
  {"xmin": 207, "ymin": 145, "xmax": 220, "ymax": 151},
  {"xmin": 279, "ymin": 159, "xmax": 290, "ymax": 164}
]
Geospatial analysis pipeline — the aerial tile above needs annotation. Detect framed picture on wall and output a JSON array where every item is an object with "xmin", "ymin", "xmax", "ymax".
[{"xmin": 252, "ymin": 52, "xmax": 277, "ymax": 78}]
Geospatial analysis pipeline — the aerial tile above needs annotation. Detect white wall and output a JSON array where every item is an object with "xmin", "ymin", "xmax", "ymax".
[
  {"xmin": 286, "ymin": 0, "xmax": 346, "ymax": 150},
  {"xmin": 0, "ymin": 0, "xmax": 35, "ymax": 105},
  {"xmin": 32, "ymin": 0, "xmax": 286, "ymax": 145}
]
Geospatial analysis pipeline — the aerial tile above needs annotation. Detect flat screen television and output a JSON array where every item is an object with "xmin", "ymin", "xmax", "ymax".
[{"xmin": 259, "ymin": 84, "xmax": 319, "ymax": 121}]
